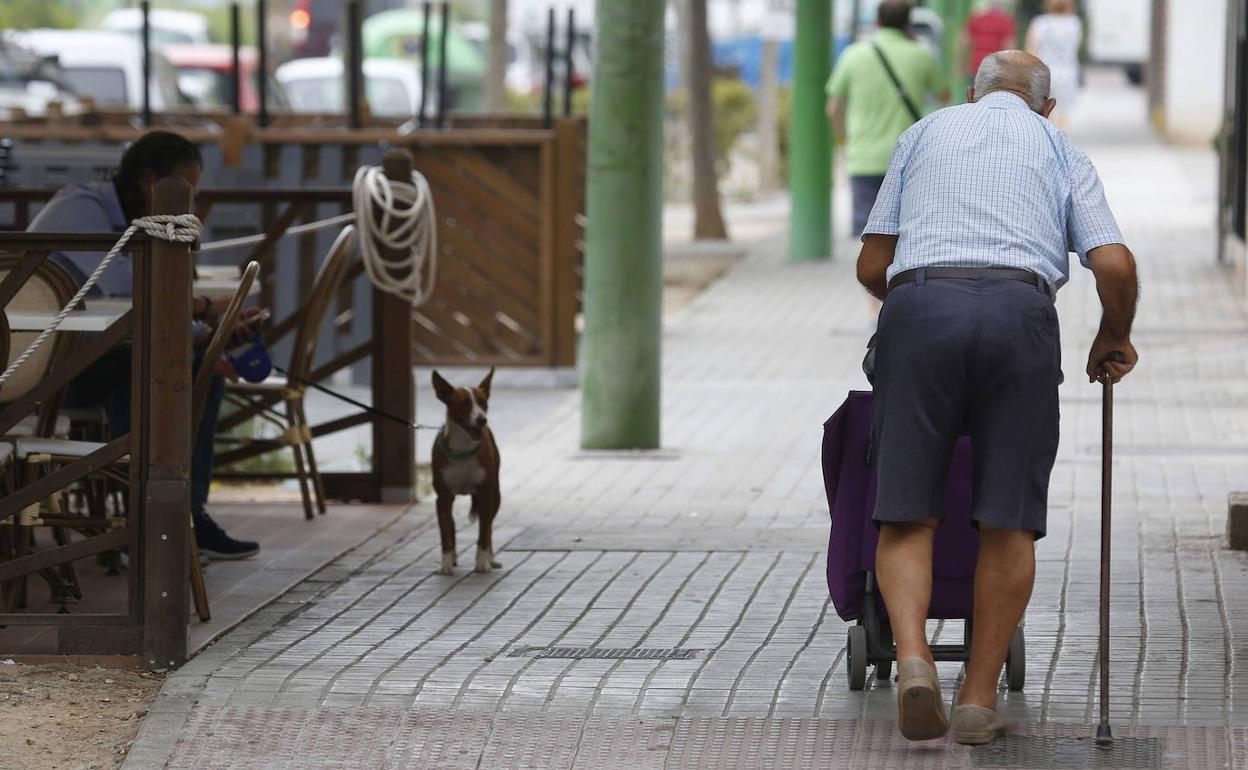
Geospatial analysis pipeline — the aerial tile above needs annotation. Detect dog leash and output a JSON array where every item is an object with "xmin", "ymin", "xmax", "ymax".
[{"xmin": 271, "ymin": 365, "xmax": 439, "ymax": 432}]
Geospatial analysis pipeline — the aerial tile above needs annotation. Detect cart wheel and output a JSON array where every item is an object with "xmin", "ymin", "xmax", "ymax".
[
  {"xmin": 1005, "ymin": 626, "xmax": 1026, "ymax": 691},
  {"xmin": 847, "ymin": 625, "xmax": 868, "ymax": 690}
]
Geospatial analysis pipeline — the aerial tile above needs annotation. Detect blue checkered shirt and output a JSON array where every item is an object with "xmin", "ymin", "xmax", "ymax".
[{"xmin": 862, "ymin": 91, "xmax": 1123, "ymax": 290}]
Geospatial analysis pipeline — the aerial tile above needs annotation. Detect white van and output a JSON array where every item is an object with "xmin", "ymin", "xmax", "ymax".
[
  {"xmin": 1085, "ymin": 0, "xmax": 1150, "ymax": 84},
  {"xmin": 3, "ymin": 29, "xmax": 185, "ymax": 111},
  {"xmin": 276, "ymin": 57, "xmax": 428, "ymax": 117},
  {"xmin": 100, "ymin": 8, "xmax": 212, "ymax": 48}
]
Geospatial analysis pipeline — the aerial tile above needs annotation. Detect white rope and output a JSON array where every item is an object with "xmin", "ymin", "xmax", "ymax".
[
  {"xmin": 198, "ymin": 212, "xmax": 355, "ymax": 253},
  {"xmin": 352, "ymin": 165, "xmax": 438, "ymax": 308},
  {"xmin": 0, "ymin": 214, "xmax": 203, "ymax": 387}
]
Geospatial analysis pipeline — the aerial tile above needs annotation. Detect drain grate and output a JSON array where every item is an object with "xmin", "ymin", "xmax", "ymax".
[
  {"xmin": 511, "ymin": 646, "xmax": 701, "ymax": 661},
  {"xmin": 973, "ymin": 736, "xmax": 1165, "ymax": 769}
]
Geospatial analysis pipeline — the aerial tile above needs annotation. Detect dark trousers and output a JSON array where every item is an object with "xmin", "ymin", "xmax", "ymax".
[
  {"xmin": 69, "ymin": 346, "xmax": 224, "ymax": 517},
  {"xmin": 850, "ymin": 175, "xmax": 887, "ymax": 237},
  {"xmin": 870, "ymin": 274, "xmax": 1061, "ymax": 538}
]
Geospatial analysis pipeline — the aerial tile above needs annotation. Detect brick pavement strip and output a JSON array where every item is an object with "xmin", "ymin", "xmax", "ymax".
[{"xmin": 124, "ymin": 77, "xmax": 1248, "ymax": 768}]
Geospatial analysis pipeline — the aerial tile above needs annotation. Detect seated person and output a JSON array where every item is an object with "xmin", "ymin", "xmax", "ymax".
[{"xmin": 28, "ymin": 130, "xmax": 261, "ymax": 560}]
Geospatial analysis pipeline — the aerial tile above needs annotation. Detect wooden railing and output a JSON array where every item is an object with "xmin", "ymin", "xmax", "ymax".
[
  {"xmin": 0, "ymin": 118, "xmax": 587, "ymax": 367},
  {"xmin": 0, "ymin": 191, "xmax": 415, "ymax": 503},
  {"xmin": 0, "ymin": 178, "xmax": 194, "ymax": 665}
]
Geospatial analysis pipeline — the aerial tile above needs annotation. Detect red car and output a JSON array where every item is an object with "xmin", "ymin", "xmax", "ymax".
[{"xmin": 162, "ymin": 43, "xmax": 288, "ymax": 112}]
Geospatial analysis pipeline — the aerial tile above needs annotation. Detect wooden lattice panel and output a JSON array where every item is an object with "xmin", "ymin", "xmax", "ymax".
[{"xmin": 408, "ymin": 120, "xmax": 585, "ymax": 367}]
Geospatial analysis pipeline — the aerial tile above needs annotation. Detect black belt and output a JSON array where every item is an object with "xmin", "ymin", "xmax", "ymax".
[{"xmin": 888, "ymin": 267, "xmax": 1053, "ymax": 298}]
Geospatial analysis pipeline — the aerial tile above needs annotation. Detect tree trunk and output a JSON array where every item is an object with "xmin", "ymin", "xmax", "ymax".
[
  {"xmin": 684, "ymin": 0, "xmax": 729, "ymax": 240},
  {"xmin": 757, "ymin": 37, "xmax": 781, "ymax": 190},
  {"xmin": 581, "ymin": 0, "xmax": 667, "ymax": 449},
  {"xmin": 789, "ymin": 0, "xmax": 832, "ymax": 260},
  {"xmin": 485, "ymin": 0, "xmax": 509, "ymax": 113}
]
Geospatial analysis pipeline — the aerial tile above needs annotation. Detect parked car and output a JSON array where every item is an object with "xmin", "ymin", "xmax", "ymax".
[
  {"xmin": 100, "ymin": 7, "xmax": 212, "ymax": 47},
  {"xmin": 362, "ymin": 9, "xmax": 485, "ymax": 111},
  {"xmin": 275, "ymin": 56, "xmax": 426, "ymax": 117},
  {"xmin": 0, "ymin": 37, "xmax": 83, "ymax": 118},
  {"xmin": 163, "ymin": 43, "xmax": 289, "ymax": 112},
  {"xmin": 3, "ymin": 29, "xmax": 186, "ymax": 111}
]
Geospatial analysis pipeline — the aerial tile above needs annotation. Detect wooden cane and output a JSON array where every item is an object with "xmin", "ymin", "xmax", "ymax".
[{"xmin": 1097, "ymin": 352, "xmax": 1126, "ymax": 746}]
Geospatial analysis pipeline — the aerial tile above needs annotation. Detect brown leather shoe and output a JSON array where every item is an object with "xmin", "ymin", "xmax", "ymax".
[
  {"xmin": 896, "ymin": 658, "xmax": 948, "ymax": 740},
  {"xmin": 952, "ymin": 704, "xmax": 1008, "ymax": 745}
]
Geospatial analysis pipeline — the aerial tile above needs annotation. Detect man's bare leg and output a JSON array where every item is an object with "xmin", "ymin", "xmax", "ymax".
[
  {"xmin": 875, "ymin": 518, "xmax": 940, "ymax": 664},
  {"xmin": 958, "ymin": 524, "xmax": 1036, "ymax": 709},
  {"xmin": 877, "ymin": 518, "xmax": 949, "ymax": 740}
]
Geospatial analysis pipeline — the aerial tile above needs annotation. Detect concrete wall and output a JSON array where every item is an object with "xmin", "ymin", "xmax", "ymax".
[{"xmin": 1159, "ymin": 0, "xmax": 1227, "ymax": 144}]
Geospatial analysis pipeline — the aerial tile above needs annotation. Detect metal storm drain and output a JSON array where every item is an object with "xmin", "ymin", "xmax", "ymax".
[
  {"xmin": 510, "ymin": 646, "xmax": 701, "ymax": 661},
  {"xmin": 972, "ymin": 736, "xmax": 1165, "ymax": 769}
]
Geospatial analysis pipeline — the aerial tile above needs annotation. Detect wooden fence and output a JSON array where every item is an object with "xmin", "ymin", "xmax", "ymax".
[
  {"xmin": 0, "ymin": 118, "xmax": 587, "ymax": 368},
  {"xmin": 0, "ymin": 178, "xmax": 194, "ymax": 664}
]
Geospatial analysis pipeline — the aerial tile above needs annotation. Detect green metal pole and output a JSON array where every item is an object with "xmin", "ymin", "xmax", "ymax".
[
  {"xmin": 940, "ymin": 0, "xmax": 975, "ymax": 102},
  {"xmin": 929, "ymin": 0, "xmax": 959, "ymax": 98},
  {"xmin": 580, "ymin": 0, "xmax": 666, "ymax": 450},
  {"xmin": 789, "ymin": 0, "xmax": 832, "ymax": 261},
  {"xmin": 955, "ymin": 0, "xmax": 974, "ymax": 101}
]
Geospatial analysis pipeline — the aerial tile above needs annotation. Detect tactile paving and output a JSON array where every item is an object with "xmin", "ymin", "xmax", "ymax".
[
  {"xmin": 971, "ymin": 736, "xmax": 1164, "ymax": 769},
  {"xmin": 383, "ymin": 710, "xmax": 493, "ymax": 770},
  {"xmin": 145, "ymin": 708, "xmax": 1243, "ymax": 770},
  {"xmin": 474, "ymin": 711, "xmax": 586, "ymax": 769}
]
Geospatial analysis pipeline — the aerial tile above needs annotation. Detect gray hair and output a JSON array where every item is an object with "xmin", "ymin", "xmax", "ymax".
[{"xmin": 974, "ymin": 51, "xmax": 1051, "ymax": 111}]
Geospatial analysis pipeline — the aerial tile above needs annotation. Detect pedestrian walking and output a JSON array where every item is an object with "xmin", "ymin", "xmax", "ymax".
[
  {"xmin": 964, "ymin": 1, "xmax": 1018, "ymax": 89},
  {"xmin": 855, "ymin": 50, "xmax": 1138, "ymax": 744},
  {"xmin": 826, "ymin": 0, "xmax": 948, "ymax": 237},
  {"xmin": 1026, "ymin": 0, "xmax": 1083, "ymax": 129}
]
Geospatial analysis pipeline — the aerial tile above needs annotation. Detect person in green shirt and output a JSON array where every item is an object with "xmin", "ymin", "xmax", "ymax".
[{"xmin": 826, "ymin": 1, "xmax": 949, "ymax": 235}]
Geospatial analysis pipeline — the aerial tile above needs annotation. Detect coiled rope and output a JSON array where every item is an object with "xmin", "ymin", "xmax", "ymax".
[
  {"xmin": 1, "ymin": 167, "xmax": 435, "ymax": 386},
  {"xmin": 0, "ymin": 213, "xmax": 203, "ymax": 387},
  {"xmin": 352, "ymin": 165, "xmax": 438, "ymax": 308},
  {"xmin": 196, "ymin": 166, "xmax": 437, "ymax": 309}
]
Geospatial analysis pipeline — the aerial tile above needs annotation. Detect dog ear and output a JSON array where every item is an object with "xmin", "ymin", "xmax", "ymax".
[
  {"xmin": 478, "ymin": 367, "xmax": 495, "ymax": 399},
  {"xmin": 432, "ymin": 370, "xmax": 454, "ymax": 403}
]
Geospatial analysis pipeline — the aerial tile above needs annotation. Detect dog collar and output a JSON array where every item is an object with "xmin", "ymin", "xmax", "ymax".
[{"xmin": 436, "ymin": 429, "xmax": 482, "ymax": 460}]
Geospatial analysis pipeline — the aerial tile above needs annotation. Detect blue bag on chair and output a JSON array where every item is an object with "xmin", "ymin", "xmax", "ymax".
[{"xmin": 227, "ymin": 336, "xmax": 273, "ymax": 383}]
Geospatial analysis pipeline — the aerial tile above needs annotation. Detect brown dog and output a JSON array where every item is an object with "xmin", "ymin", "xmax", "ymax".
[{"xmin": 431, "ymin": 369, "xmax": 502, "ymax": 575}]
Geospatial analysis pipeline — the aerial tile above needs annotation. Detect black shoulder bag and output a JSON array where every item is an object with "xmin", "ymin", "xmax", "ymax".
[{"xmin": 871, "ymin": 43, "xmax": 922, "ymax": 123}]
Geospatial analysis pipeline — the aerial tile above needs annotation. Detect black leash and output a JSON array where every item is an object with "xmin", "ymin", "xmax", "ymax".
[{"xmin": 271, "ymin": 365, "xmax": 438, "ymax": 432}]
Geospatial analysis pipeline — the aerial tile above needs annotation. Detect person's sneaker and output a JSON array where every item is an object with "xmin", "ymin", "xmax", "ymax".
[{"xmin": 194, "ymin": 511, "xmax": 259, "ymax": 560}]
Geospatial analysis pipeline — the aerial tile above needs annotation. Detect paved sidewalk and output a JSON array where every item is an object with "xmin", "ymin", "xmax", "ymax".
[{"xmin": 125, "ymin": 74, "xmax": 1248, "ymax": 769}]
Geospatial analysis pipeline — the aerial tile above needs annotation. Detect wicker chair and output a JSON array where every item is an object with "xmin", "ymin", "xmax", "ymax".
[
  {"xmin": 219, "ymin": 226, "xmax": 358, "ymax": 521},
  {"xmin": 1, "ymin": 260, "xmax": 260, "ymax": 621},
  {"xmin": 0, "ymin": 255, "xmax": 85, "ymax": 610}
]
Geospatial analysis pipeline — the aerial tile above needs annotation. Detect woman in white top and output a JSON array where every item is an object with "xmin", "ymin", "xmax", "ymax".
[{"xmin": 1026, "ymin": 0, "xmax": 1083, "ymax": 129}]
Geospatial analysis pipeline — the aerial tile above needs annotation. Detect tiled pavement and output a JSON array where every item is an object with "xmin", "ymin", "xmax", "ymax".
[{"xmin": 124, "ymin": 74, "xmax": 1248, "ymax": 768}]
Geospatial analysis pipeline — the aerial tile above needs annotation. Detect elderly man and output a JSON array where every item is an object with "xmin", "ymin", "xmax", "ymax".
[{"xmin": 856, "ymin": 51, "xmax": 1138, "ymax": 744}]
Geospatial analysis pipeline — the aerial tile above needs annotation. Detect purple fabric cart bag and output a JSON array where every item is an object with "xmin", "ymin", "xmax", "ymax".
[{"xmin": 822, "ymin": 391, "xmax": 979, "ymax": 622}]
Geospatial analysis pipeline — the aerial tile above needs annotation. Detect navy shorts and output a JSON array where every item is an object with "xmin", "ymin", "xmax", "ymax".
[
  {"xmin": 851, "ymin": 175, "xmax": 886, "ymax": 236},
  {"xmin": 871, "ymin": 273, "xmax": 1061, "ymax": 539}
]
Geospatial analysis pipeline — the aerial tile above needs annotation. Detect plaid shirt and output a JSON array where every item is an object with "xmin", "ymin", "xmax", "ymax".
[{"xmin": 863, "ymin": 91, "xmax": 1123, "ymax": 290}]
